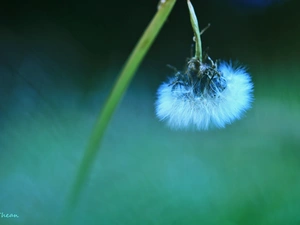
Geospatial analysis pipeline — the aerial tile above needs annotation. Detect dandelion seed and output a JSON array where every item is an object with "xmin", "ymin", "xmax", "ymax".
[
  {"xmin": 155, "ymin": 0, "xmax": 254, "ymax": 130},
  {"xmin": 155, "ymin": 59, "xmax": 253, "ymax": 130}
]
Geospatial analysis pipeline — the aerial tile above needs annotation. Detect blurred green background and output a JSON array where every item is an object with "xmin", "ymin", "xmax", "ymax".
[{"xmin": 0, "ymin": 0, "xmax": 300, "ymax": 224}]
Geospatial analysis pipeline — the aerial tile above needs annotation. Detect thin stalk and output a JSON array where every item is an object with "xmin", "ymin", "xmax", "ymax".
[
  {"xmin": 61, "ymin": 0, "xmax": 177, "ymax": 224},
  {"xmin": 187, "ymin": 0, "xmax": 202, "ymax": 62}
]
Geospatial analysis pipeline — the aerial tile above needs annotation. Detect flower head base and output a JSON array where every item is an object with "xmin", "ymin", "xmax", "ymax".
[{"xmin": 155, "ymin": 57, "xmax": 253, "ymax": 130}]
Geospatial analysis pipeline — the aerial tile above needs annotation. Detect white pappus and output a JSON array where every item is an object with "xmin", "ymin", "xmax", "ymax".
[
  {"xmin": 155, "ymin": 0, "xmax": 254, "ymax": 131},
  {"xmin": 155, "ymin": 58, "xmax": 253, "ymax": 130}
]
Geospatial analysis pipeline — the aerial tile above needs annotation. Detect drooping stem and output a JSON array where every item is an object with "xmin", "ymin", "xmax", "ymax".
[
  {"xmin": 60, "ymin": 0, "xmax": 177, "ymax": 224},
  {"xmin": 187, "ymin": 0, "xmax": 202, "ymax": 63}
]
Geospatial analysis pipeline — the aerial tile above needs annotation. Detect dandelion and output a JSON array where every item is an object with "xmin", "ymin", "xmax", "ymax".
[{"xmin": 155, "ymin": 0, "xmax": 253, "ymax": 130}]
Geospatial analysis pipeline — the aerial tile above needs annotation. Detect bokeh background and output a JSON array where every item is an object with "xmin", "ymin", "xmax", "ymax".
[{"xmin": 0, "ymin": 0, "xmax": 299, "ymax": 224}]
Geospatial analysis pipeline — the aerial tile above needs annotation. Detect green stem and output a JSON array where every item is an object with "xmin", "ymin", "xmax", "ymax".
[
  {"xmin": 61, "ymin": 0, "xmax": 177, "ymax": 224},
  {"xmin": 187, "ymin": 0, "xmax": 202, "ymax": 62}
]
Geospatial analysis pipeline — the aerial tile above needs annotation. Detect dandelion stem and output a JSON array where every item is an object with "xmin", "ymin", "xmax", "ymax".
[
  {"xmin": 187, "ymin": 0, "xmax": 202, "ymax": 63},
  {"xmin": 61, "ymin": 0, "xmax": 177, "ymax": 224}
]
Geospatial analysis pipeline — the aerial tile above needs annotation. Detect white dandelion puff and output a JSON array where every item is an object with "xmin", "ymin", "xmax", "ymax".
[
  {"xmin": 154, "ymin": 0, "xmax": 254, "ymax": 130},
  {"xmin": 155, "ymin": 59, "xmax": 253, "ymax": 130}
]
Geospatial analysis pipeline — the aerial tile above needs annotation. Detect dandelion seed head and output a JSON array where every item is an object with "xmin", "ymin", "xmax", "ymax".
[{"xmin": 155, "ymin": 59, "xmax": 253, "ymax": 130}]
